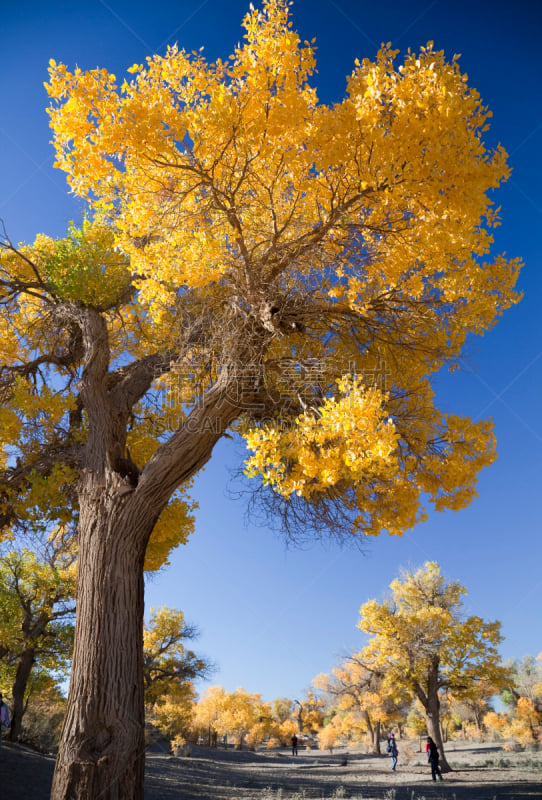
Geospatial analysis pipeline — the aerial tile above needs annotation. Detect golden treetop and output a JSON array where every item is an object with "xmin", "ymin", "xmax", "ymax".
[
  {"xmin": 46, "ymin": 0, "xmax": 520, "ymax": 333},
  {"xmin": 358, "ymin": 562, "xmax": 511, "ymax": 700}
]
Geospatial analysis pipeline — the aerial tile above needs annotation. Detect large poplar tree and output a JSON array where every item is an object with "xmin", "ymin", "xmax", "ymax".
[{"xmin": 0, "ymin": 1, "xmax": 520, "ymax": 797}]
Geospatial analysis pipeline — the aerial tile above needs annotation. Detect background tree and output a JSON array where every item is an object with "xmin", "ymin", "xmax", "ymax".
[
  {"xmin": 451, "ymin": 677, "xmax": 500, "ymax": 735},
  {"xmin": 315, "ymin": 653, "xmax": 408, "ymax": 753},
  {"xmin": 142, "ymin": 606, "xmax": 213, "ymax": 748},
  {"xmin": 148, "ymin": 683, "xmax": 198, "ymax": 750},
  {"xmin": 193, "ymin": 686, "xmax": 271, "ymax": 749},
  {"xmin": 271, "ymin": 696, "xmax": 295, "ymax": 725},
  {"xmin": 143, "ymin": 606, "xmax": 213, "ymax": 705},
  {"xmin": 317, "ymin": 717, "xmax": 343, "ymax": 753},
  {"xmin": 0, "ymin": 0, "xmax": 521, "ymax": 796},
  {"xmin": 485, "ymin": 654, "xmax": 542, "ymax": 748},
  {"xmin": 501, "ymin": 655, "xmax": 542, "ymax": 715},
  {"xmin": 268, "ymin": 697, "xmax": 299, "ymax": 745},
  {"xmin": 298, "ymin": 690, "xmax": 326, "ymax": 735},
  {"xmin": 358, "ymin": 562, "xmax": 510, "ymax": 770},
  {"xmin": 484, "ymin": 697, "xmax": 541, "ymax": 748},
  {"xmin": 0, "ymin": 531, "xmax": 75, "ymax": 741}
]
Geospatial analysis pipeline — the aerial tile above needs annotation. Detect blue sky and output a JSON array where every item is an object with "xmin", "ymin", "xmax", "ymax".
[{"xmin": 1, "ymin": 0, "xmax": 541, "ymax": 703}]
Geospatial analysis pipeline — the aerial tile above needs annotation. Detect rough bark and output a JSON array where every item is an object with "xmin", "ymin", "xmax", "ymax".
[
  {"xmin": 50, "ymin": 495, "xmax": 151, "ymax": 800},
  {"xmin": 420, "ymin": 658, "xmax": 452, "ymax": 772}
]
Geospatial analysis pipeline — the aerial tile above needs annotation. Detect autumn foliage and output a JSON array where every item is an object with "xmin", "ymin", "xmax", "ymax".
[{"xmin": 42, "ymin": 0, "xmax": 521, "ymax": 541}]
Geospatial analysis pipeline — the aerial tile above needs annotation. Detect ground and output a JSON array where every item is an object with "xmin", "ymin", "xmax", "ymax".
[{"xmin": 0, "ymin": 739, "xmax": 540, "ymax": 799}]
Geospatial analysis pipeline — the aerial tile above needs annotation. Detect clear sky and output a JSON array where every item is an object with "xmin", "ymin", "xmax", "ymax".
[{"xmin": 2, "ymin": 0, "xmax": 541, "ymax": 703}]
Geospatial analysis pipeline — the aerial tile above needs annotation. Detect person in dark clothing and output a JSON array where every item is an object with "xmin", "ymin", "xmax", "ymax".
[
  {"xmin": 291, "ymin": 733, "xmax": 298, "ymax": 756},
  {"xmin": 426, "ymin": 736, "xmax": 443, "ymax": 781},
  {"xmin": 387, "ymin": 732, "xmax": 398, "ymax": 770},
  {"xmin": 0, "ymin": 693, "xmax": 10, "ymax": 755}
]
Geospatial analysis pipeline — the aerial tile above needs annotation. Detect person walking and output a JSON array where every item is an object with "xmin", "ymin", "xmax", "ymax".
[
  {"xmin": 426, "ymin": 736, "xmax": 443, "ymax": 781},
  {"xmin": 387, "ymin": 732, "xmax": 398, "ymax": 771},
  {"xmin": 291, "ymin": 733, "xmax": 298, "ymax": 756},
  {"xmin": 0, "ymin": 693, "xmax": 11, "ymax": 754}
]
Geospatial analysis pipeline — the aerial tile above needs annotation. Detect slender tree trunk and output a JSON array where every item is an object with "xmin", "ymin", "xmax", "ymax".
[
  {"xmin": 374, "ymin": 719, "xmax": 381, "ymax": 754},
  {"xmin": 364, "ymin": 712, "xmax": 381, "ymax": 754},
  {"xmin": 424, "ymin": 663, "xmax": 452, "ymax": 772},
  {"xmin": 296, "ymin": 702, "xmax": 303, "ymax": 733},
  {"xmin": 50, "ymin": 495, "xmax": 151, "ymax": 800},
  {"xmin": 8, "ymin": 647, "xmax": 35, "ymax": 741}
]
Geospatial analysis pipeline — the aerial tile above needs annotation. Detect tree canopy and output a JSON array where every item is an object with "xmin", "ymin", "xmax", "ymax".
[{"xmin": 36, "ymin": 0, "xmax": 521, "ymax": 542}]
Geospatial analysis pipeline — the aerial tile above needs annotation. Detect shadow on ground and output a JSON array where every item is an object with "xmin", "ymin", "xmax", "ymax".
[{"xmin": 1, "ymin": 741, "xmax": 541, "ymax": 799}]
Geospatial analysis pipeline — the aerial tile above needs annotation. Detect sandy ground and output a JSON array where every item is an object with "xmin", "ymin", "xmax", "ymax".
[{"xmin": 0, "ymin": 739, "xmax": 541, "ymax": 799}]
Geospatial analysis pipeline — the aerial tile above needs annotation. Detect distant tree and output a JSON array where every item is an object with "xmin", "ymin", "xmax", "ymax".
[
  {"xmin": 317, "ymin": 717, "xmax": 342, "ymax": 753},
  {"xmin": 193, "ymin": 686, "xmax": 271, "ymax": 749},
  {"xmin": 484, "ymin": 697, "xmax": 541, "ymax": 748},
  {"xmin": 358, "ymin": 562, "xmax": 510, "ymax": 770},
  {"xmin": 486, "ymin": 654, "xmax": 542, "ymax": 747},
  {"xmin": 315, "ymin": 653, "xmax": 408, "ymax": 753},
  {"xmin": 0, "ymin": 531, "xmax": 75, "ymax": 741},
  {"xmin": 148, "ymin": 683, "xmax": 198, "ymax": 746},
  {"xmin": 296, "ymin": 690, "xmax": 326, "ymax": 734},
  {"xmin": 18, "ymin": 680, "xmax": 67, "ymax": 753},
  {"xmin": 501, "ymin": 654, "xmax": 542, "ymax": 715},
  {"xmin": 142, "ymin": 606, "xmax": 212, "ymax": 746},
  {"xmin": 453, "ymin": 677, "xmax": 499, "ymax": 733},
  {"xmin": 269, "ymin": 697, "xmax": 299, "ymax": 744},
  {"xmin": 143, "ymin": 606, "xmax": 212, "ymax": 705},
  {"xmin": 271, "ymin": 696, "xmax": 295, "ymax": 724}
]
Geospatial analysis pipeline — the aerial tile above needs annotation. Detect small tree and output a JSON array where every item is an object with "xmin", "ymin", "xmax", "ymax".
[
  {"xmin": 486, "ymin": 658, "xmax": 542, "ymax": 748},
  {"xmin": 315, "ymin": 654, "xmax": 409, "ymax": 753},
  {"xmin": 297, "ymin": 690, "xmax": 326, "ymax": 735},
  {"xmin": 143, "ymin": 606, "xmax": 212, "ymax": 704},
  {"xmin": 193, "ymin": 686, "xmax": 271, "ymax": 749},
  {"xmin": 501, "ymin": 654, "xmax": 542, "ymax": 715},
  {"xmin": 317, "ymin": 717, "xmax": 342, "ymax": 753},
  {"xmin": 18, "ymin": 680, "xmax": 67, "ymax": 753},
  {"xmin": 142, "ymin": 606, "xmax": 212, "ymax": 745},
  {"xmin": 271, "ymin": 696, "xmax": 295, "ymax": 725},
  {"xmin": 0, "ymin": 532, "xmax": 75, "ymax": 741},
  {"xmin": 358, "ymin": 562, "xmax": 510, "ymax": 770}
]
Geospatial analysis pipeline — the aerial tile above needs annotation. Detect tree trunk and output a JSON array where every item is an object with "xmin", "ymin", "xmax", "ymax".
[
  {"xmin": 7, "ymin": 647, "xmax": 35, "ymax": 741},
  {"xmin": 48, "ymin": 307, "xmax": 253, "ymax": 799},
  {"xmin": 374, "ymin": 719, "xmax": 381, "ymax": 753},
  {"xmin": 424, "ymin": 677, "xmax": 452, "ymax": 772},
  {"xmin": 415, "ymin": 659, "xmax": 452, "ymax": 773},
  {"xmin": 50, "ymin": 495, "xmax": 151, "ymax": 800},
  {"xmin": 364, "ymin": 712, "xmax": 381, "ymax": 754}
]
